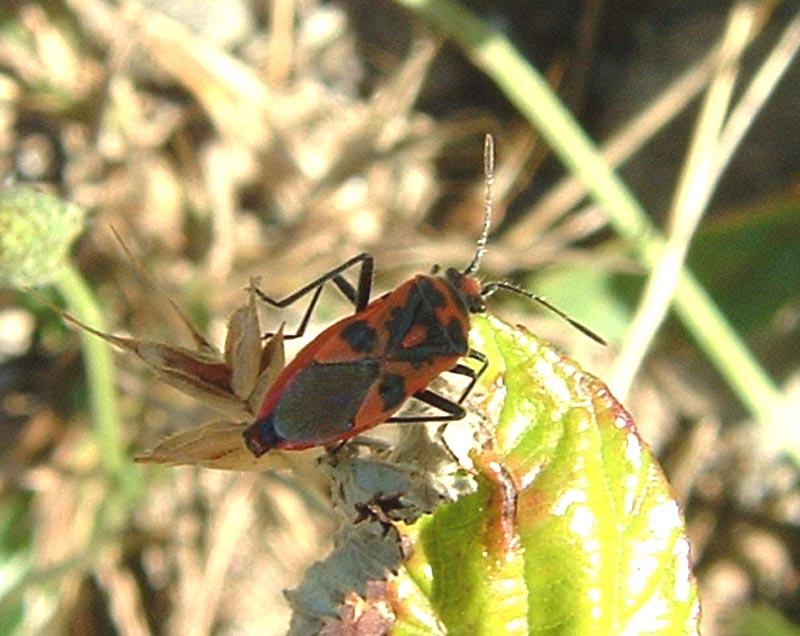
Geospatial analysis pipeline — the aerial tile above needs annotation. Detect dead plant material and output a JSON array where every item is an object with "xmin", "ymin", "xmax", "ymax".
[{"xmin": 60, "ymin": 287, "xmax": 320, "ymax": 471}]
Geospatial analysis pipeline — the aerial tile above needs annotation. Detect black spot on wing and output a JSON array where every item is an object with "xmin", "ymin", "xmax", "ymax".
[
  {"xmin": 272, "ymin": 360, "xmax": 380, "ymax": 443},
  {"xmin": 379, "ymin": 372, "xmax": 406, "ymax": 411},
  {"xmin": 340, "ymin": 320, "xmax": 377, "ymax": 353}
]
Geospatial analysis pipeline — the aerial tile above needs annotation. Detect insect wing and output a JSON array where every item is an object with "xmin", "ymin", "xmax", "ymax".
[
  {"xmin": 244, "ymin": 296, "xmax": 393, "ymax": 454},
  {"xmin": 260, "ymin": 358, "xmax": 381, "ymax": 449}
]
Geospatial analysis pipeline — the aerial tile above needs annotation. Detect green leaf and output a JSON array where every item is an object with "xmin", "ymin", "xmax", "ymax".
[
  {"xmin": 687, "ymin": 199, "xmax": 800, "ymax": 335},
  {"xmin": 392, "ymin": 314, "xmax": 699, "ymax": 636}
]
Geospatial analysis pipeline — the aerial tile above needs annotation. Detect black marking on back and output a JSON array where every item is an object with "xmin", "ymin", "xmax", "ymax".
[
  {"xmin": 385, "ymin": 277, "xmax": 469, "ymax": 367},
  {"xmin": 340, "ymin": 320, "xmax": 378, "ymax": 353},
  {"xmin": 379, "ymin": 372, "xmax": 406, "ymax": 411},
  {"xmin": 272, "ymin": 359, "xmax": 380, "ymax": 443},
  {"xmin": 444, "ymin": 317, "xmax": 468, "ymax": 353}
]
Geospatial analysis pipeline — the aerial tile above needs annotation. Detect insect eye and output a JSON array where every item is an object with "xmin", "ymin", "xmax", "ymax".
[{"xmin": 467, "ymin": 295, "xmax": 486, "ymax": 313}]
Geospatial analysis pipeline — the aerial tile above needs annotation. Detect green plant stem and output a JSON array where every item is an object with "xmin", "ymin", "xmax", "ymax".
[
  {"xmin": 395, "ymin": 0, "xmax": 795, "ymax": 457},
  {"xmin": 53, "ymin": 263, "xmax": 138, "ymax": 494}
]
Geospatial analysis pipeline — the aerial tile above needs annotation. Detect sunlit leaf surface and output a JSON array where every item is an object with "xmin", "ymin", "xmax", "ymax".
[{"xmin": 392, "ymin": 314, "xmax": 700, "ymax": 636}]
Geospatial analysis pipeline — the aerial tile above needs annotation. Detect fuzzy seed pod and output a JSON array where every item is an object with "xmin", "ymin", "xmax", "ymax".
[{"xmin": 0, "ymin": 186, "xmax": 85, "ymax": 287}]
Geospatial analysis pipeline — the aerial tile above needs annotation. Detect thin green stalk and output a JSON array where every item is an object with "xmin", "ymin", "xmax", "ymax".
[
  {"xmin": 395, "ymin": 0, "xmax": 794, "ymax": 457},
  {"xmin": 53, "ymin": 263, "xmax": 140, "ymax": 496}
]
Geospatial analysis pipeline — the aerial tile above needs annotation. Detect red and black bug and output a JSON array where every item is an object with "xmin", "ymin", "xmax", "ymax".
[{"xmin": 243, "ymin": 136, "xmax": 603, "ymax": 457}]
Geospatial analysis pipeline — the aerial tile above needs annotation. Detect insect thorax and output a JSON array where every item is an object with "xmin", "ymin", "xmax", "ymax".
[{"xmin": 382, "ymin": 275, "xmax": 470, "ymax": 365}]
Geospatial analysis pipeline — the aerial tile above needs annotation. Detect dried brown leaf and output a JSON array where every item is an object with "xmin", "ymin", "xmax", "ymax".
[
  {"xmin": 58, "ymin": 288, "xmax": 289, "ymax": 470},
  {"xmin": 225, "ymin": 292, "xmax": 265, "ymax": 401},
  {"xmin": 319, "ymin": 581, "xmax": 396, "ymax": 636},
  {"xmin": 134, "ymin": 420, "xmax": 318, "ymax": 471},
  {"xmin": 248, "ymin": 324, "xmax": 286, "ymax": 414}
]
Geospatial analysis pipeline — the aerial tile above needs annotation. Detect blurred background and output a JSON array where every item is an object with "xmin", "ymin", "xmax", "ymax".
[{"xmin": 0, "ymin": 1, "xmax": 798, "ymax": 635}]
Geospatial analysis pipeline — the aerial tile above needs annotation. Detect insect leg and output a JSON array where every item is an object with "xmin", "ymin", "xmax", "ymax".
[
  {"xmin": 386, "ymin": 390, "xmax": 468, "ymax": 464},
  {"xmin": 250, "ymin": 253, "xmax": 374, "ymax": 339},
  {"xmin": 451, "ymin": 348, "xmax": 488, "ymax": 404},
  {"xmin": 386, "ymin": 347, "xmax": 487, "ymax": 424},
  {"xmin": 386, "ymin": 390, "xmax": 466, "ymax": 423}
]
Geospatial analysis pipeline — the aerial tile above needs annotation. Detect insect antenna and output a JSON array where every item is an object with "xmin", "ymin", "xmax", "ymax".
[
  {"xmin": 481, "ymin": 281, "xmax": 608, "ymax": 346},
  {"xmin": 465, "ymin": 134, "xmax": 606, "ymax": 346},
  {"xmin": 464, "ymin": 134, "xmax": 495, "ymax": 276}
]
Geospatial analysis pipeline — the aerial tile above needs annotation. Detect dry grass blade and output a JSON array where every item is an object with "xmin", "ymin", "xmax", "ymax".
[
  {"xmin": 609, "ymin": 2, "xmax": 785, "ymax": 400},
  {"xmin": 133, "ymin": 419, "xmax": 320, "ymax": 472}
]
